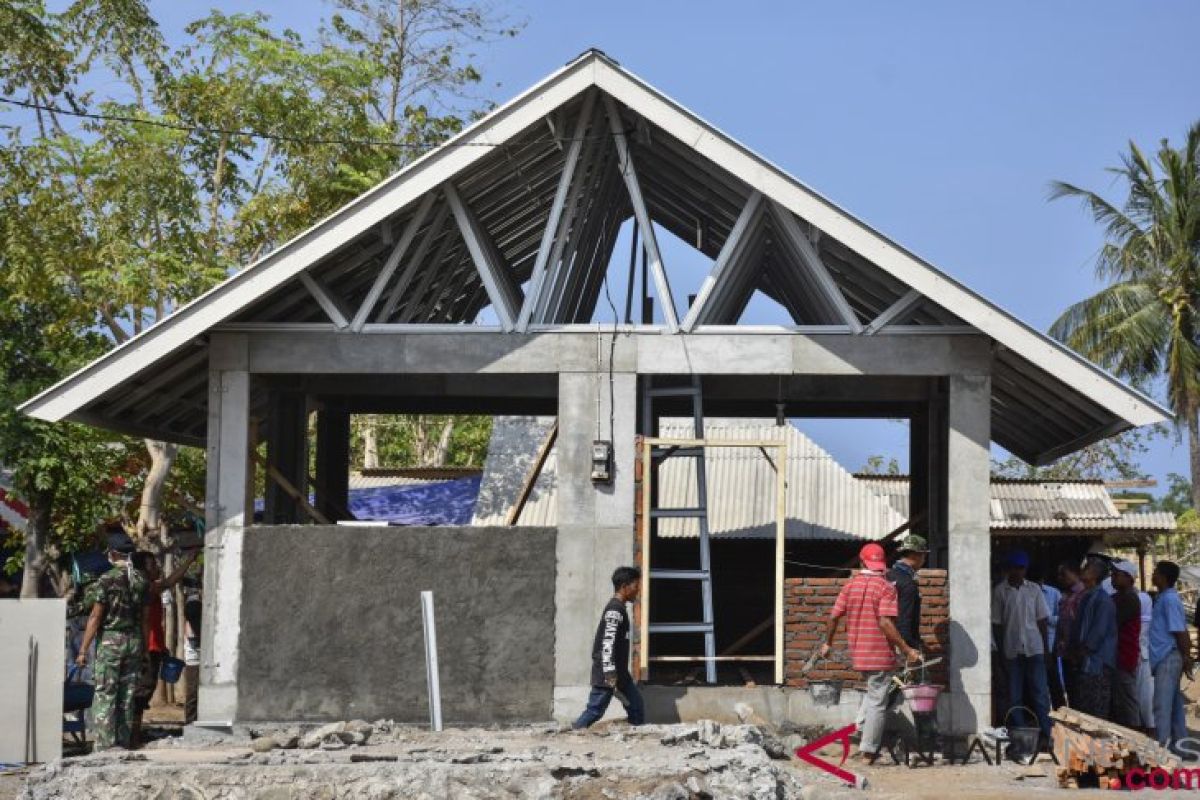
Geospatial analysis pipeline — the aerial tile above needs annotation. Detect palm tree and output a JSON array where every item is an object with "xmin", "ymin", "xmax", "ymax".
[{"xmin": 1049, "ymin": 122, "xmax": 1200, "ymax": 509}]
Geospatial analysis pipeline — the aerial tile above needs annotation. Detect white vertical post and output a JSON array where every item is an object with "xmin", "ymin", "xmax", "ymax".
[{"xmin": 420, "ymin": 590, "xmax": 443, "ymax": 731}]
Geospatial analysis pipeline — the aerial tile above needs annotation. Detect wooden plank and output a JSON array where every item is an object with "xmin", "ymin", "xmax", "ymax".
[
  {"xmin": 775, "ymin": 436, "xmax": 786, "ymax": 684},
  {"xmin": 250, "ymin": 450, "xmax": 330, "ymax": 525},
  {"xmin": 648, "ymin": 656, "xmax": 775, "ymax": 662},
  {"xmin": 640, "ymin": 437, "xmax": 652, "ymax": 675},
  {"xmin": 505, "ymin": 421, "xmax": 558, "ymax": 525}
]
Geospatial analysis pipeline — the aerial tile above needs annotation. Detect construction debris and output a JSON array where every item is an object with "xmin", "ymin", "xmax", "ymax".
[
  {"xmin": 18, "ymin": 721, "xmax": 813, "ymax": 799},
  {"xmin": 1051, "ymin": 706, "xmax": 1180, "ymax": 788}
]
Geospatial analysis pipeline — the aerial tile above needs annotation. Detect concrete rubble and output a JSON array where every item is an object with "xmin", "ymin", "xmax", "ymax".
[{"xmin": 18, "ymin": 720, "xmax": 824, "ymax": 799}]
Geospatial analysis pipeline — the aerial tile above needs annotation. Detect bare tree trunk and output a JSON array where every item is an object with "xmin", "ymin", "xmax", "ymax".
[
  {"xmin": 1188, "ymin": 403, "xmax": 1200, "ymax": 512},
  {"xmin": 20, "ymin": 490, "xmax": 53, "ymax": 598},
  {"xmin": 363, "ymin": 416, "xmax": 380, "ymax": 469},
  {"xmin": 136, "ymin": 439, "xmax": 178, "ymax": 543},
  {"xmin": 433, "ymin": 418, "xmax": 455, "ymax": 466}
]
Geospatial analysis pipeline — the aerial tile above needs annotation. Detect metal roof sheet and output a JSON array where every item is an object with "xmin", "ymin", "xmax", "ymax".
[
  {"xmin": 474, "ymin": 417, "xmax": 904, "ymax": 539},
  {"xmin": 856, "ymin": 475, "xmax": 1175, "ymax": 533}
]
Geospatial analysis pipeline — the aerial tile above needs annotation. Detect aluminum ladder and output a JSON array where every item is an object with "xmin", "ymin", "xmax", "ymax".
[{"xmin": 642, "ymin": 375, "xmax": 717, "ymax": 684}]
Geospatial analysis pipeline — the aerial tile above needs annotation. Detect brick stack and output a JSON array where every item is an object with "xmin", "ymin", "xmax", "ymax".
[{"xmin": 784, "ymin": 569, "xmax": 950, "ymax": 689}]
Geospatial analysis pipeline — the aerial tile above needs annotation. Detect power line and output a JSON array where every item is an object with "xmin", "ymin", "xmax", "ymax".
[{"xmin": 0, "ymin": 95, "xmax": 617, "ymax": 151}]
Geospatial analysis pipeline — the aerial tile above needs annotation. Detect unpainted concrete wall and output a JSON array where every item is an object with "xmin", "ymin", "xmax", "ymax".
[{"xmin": 238, "ymin": 526, "xmax": 556, "ymax": 723}]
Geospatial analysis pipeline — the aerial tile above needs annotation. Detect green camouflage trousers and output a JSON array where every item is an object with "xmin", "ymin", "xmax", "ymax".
[{"xmin": 93, "ymin": 630, "xmax": 143, "ymax": 750}]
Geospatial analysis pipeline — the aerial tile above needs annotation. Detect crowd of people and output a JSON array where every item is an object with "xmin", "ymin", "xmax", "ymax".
[
  {"xmin": 811, "ymin": 536, "xmax": 1196, "ymax": 765},
  {"xmin": 992, "ymin": 550, "xmax": 1194, "ymax": 756},
  {"xmin": 73, "ymin": 532, "xmax": 202, "ymax": 751}
]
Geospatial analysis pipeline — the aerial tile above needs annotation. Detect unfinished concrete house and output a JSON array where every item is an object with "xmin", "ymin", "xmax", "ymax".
[{"xmin": 21, "ymin": 50, "xmax": 1169, "ymax": 733}]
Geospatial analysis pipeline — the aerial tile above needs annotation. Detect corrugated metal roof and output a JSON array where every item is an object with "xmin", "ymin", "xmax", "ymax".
[
  {"xmin": 349, "ymin": 472, "xmax": 465, "ymax": 491},
  {"xmin": 474, "ymin": 417, "xmax": 905, "ymax": 539},
  {"xmin": 856, "ymin": 475, "xmax": 1175, "ymax": 533},
  {"xmin": 471, "ymin": 416, "xmax": 558, "ymax": 526}
]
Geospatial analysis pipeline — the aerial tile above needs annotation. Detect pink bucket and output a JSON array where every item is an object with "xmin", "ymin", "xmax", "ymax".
[{"xmin": 901, "ymin": 683, "xmax": 942, "ymax": 713}]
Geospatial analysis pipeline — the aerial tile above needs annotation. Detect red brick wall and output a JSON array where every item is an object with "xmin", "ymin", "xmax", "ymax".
[{"xmin": 784, "ymin": 569, "xmax": 950, "ymax": 689}]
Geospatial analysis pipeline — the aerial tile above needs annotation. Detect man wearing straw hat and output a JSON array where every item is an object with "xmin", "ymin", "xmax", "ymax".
[{"xmin": 820, "ymin": 542, "xmax": 920, "ymax": 764}]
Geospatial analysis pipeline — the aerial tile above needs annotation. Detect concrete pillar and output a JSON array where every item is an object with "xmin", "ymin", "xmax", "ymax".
[
  {"xmin": 199, "ymin": 334, "xmax": 251, "ymax": 724},
  {"xmin": 315, "ymin": 402, "xmax": 351, "ymax": 521},
  {"xmin": 265, "ymin": 391, "xmax": 308, "ymax": 524},
  {"xmin": 552, "ymin": 363, "xmax": 637, "ymax": 721},
  {"xmin": 944, "ymin": 373, "xmax": 991, "ymax": 735}
]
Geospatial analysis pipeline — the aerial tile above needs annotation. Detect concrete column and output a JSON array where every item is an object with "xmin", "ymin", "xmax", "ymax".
[
  {"xmin": 944, "ymin": 373, "xmax": 991, "ymax": 735},
  {"xmin": 315, "ymin": 402, "xmax": 351, "ymax": 521},
  {"xmin": 265, "ymin": 391, "xmax": 308, "ymax": 524},
  {"xmin": 199, "ymin": 334, "xmax": 250, "ymax": 724},
  {"xmin": 552, "ymin": 362, "xmax": 637, "ymax": 721}
]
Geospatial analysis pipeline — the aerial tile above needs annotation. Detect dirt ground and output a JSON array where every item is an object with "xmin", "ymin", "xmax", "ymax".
[{"xmin": 5, "ymin": 693, "xmax": 1200, "ymax": 799}]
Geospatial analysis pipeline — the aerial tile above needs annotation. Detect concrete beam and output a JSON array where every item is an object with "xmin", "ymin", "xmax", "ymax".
[
  {"xmin": 944, "ymin": 373, "xmax": 992, "ymax": 736},
  {"xmin": 244, "ymin": 331, "xmax": 991, "ymax": 377}
]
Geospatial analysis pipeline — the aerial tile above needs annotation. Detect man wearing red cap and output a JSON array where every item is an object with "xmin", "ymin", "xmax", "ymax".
[{"xmin": 820, "ymin": 542, "xmax": 921, "ymax": 763}]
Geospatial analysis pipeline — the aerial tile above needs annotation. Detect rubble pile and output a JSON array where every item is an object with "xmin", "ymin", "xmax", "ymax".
[{"xmin": 19, "ymin": 720, "xmax": 817, "ymax": 800}]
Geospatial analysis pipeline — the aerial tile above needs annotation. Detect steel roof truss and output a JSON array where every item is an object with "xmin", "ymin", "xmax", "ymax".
[
  {"xmin": 299, "ymin": 271, "xmax": 352, "ymax": 329},
  {"xmin": 605, "ymin": 94, "xmax": 678, "ymax": 332},
  {"xmin": 444, "ymin": 181, "xmax": 524, "ymax": 330},
  {"xmin": 517, "ymin": 91, "xmax": 597, "ymax": 331},
  {"xmin": 350, "ymin": 191, "xmax": 437, "ymax": 331},
  {"xmin": 683, "ymin": 190, "xmax": 764, "ymax": 331}
]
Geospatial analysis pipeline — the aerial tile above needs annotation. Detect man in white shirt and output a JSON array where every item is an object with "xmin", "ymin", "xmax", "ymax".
[{"xmin": 992, "ymin": 550, "xmax": 1052, "ymax": 741}]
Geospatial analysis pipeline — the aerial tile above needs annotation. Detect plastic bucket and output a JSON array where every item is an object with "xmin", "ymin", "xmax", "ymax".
[
  {"xmin": 1002, "ymin": 706, "xmax": 1041, "ymax": 765},
  {"xmin": 901, "ymin": 683, "xmax": 942, "ymax": 713},
  {"xmin": 810, "ymin": 681, "xmax": 842, "ymax": 707},
  {"xmin": 160, "ymin": 656, "xmax": 185, "ymax": 684},
  {"xmin": 63, "ymin": 666, "xmax": 94, "ymax": 712}
]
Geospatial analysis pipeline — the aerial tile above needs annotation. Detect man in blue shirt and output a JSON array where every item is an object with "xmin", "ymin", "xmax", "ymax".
[
  {"xmin": 1073, "ymin": 558, "xmax": 1117, "ymax": 719},
  {"xmin": 1149, "ymin": 560, "xmax": 1193, "ymax": 752}
]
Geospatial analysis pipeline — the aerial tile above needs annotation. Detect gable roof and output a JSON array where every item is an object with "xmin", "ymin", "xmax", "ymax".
[{"xmin": 19, "ymin": 50, "xmax": 1170, "ymax": 462}]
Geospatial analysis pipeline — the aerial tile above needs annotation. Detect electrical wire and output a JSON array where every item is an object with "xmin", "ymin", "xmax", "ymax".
[
  {"xmin": 784, "ymin": 559, "xmax": 854, "ymax": 574},
  {"xmin": 0, "ymin": 95, "xmax": 633, "ymax": 151}
]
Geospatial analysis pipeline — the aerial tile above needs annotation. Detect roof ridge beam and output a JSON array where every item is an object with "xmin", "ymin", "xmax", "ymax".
[
  {"xmin": 443, "ymin": 181, "xmax": 523, "ymax": 331},
  {"xmin": 863, "ymin": 288, "xmax": 924, "ymax": 335},
  {"xmin": 604, "ymin": 94, "xmax": 678, "ymax": 332},
  {"xmin": 299, "ymin": 271, "xmax": 352, "ymax": 330},
  {"xmin": 682, "ymin": 190, "xmax": 763, "ymax": 331},
  {"xmin": 517, "ymin": 91, "xmax": 597, "ymax": 332},
  {"xmin": 350, "ymin": 193, "xmax": 437, "ymax": 331},
  {"xmin": 768, "ymin": 201, "xmax": 862, "ymax": 333}
]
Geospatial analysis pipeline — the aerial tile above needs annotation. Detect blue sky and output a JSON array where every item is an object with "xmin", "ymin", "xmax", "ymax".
[{"xmin": 74, "ymin": 2, "xmax": 1200, "ymax": 487}]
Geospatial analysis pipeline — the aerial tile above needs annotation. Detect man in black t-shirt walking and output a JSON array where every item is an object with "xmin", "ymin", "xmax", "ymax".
[{"xmin": 572, "ymin": 566, "xmax": 645, "ymax": 728}]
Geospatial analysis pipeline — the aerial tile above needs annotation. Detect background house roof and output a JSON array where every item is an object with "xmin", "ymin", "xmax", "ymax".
[{"xmin": 471, "ymin": 417, "xmax": 1175, "ymax": 540}]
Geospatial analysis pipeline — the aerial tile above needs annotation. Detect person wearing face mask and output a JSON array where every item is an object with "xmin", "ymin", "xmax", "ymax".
[{"xmin": 74, "ymin": 532, "xmax": 148, "ymax": 750}]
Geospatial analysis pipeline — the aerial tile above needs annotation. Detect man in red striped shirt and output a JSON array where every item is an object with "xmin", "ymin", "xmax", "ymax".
[{"xmin": 820, "ymin": 543, "xmax": 920, "ymax": 763}]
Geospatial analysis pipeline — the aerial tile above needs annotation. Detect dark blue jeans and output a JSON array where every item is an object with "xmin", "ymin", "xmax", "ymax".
[
  {"xmin": 1006, "ymin": 653, "xmax": 1052, "ymax": 737},
  {"xmin": 572, "ymin": 674, "xmax": 644, "ymax": 728}
]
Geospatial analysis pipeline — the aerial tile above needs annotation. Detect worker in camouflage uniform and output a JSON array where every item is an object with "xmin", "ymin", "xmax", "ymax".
[{"xmin": 75, "ymin": 534, "xmax": 147, "ymax": 750}]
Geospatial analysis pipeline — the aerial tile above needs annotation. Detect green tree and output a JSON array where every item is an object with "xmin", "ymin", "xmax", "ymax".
[
  {"xmin": 991, "ymin": 427, "xmax": 1161, "ymax": 481},
  {"xmin": 1, "ymin": 1, "xmax": 521, "ymax": 551},
  {"xmin": 0, "ymin": 290, "xmax": 126, "ymax": 597},
  {"xmin": 1049, "ymin": 122, "xmax": 1200, "ymax": 508}
]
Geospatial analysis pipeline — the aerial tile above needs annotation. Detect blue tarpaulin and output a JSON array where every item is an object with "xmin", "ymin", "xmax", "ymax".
[
  {"xmin": 348, "ymin": 476, "xmax": 481, "ymax": 525},
  {"xmin": 253, "ymin": 476, "xmax": 481, "ymax": 526}
]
